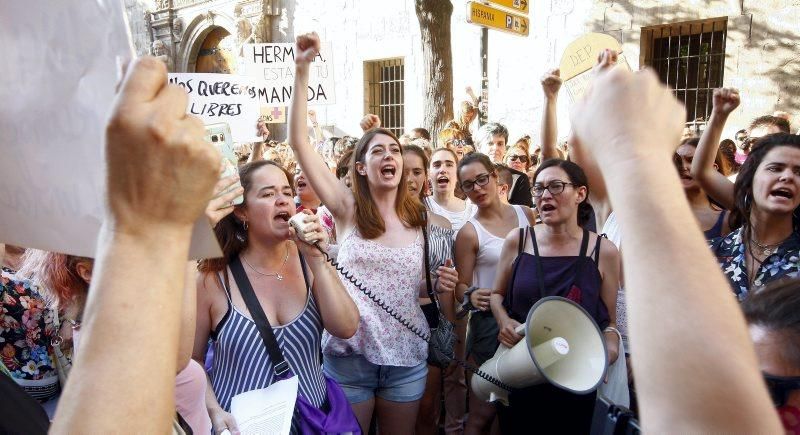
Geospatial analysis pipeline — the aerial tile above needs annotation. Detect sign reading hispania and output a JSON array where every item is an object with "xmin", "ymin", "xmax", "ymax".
[{"xmin": 242, "ymin": 43, "xmax": 336, "ymax": 106}]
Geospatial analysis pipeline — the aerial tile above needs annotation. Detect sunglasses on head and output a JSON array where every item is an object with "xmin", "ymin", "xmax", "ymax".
[{"xmin": 764, "ymin": 373, "xmax": 800, "ymax": 407}]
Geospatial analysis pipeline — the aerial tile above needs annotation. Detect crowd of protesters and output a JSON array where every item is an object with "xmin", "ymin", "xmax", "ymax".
[{"xmin": 1, "ymin": 30, "xmax": 799, "ymax": 435}]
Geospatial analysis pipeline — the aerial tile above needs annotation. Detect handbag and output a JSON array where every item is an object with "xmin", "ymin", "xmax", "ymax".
[
  {"xmin": 421, "ymin": 213, "xmax": 456, "ymax": 368},
  {"xmin": 597, "ymin": 327, "xmax": 630, "ymax": 408},
  {"xmin": 230, "ymin": 257, "xmax": 361, "ymax": 435}
]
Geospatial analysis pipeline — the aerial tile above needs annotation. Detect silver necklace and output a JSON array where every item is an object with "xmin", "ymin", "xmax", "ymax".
[
  {"xmin": 750, "ymin": 237, "xmax": 784, "ymax": 257},
  {"xmin": 241, "ymin": 245, "xmax": 290, "ymax": 281}
]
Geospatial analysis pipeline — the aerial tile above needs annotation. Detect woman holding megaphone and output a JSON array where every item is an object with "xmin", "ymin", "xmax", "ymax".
[{"xmin": 490, "ymin": 159, "xmax": 621, "ymax": 434}]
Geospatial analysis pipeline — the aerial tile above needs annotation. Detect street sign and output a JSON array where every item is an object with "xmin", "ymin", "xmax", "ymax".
[
  {"xmin": 467, "ymin": 2, "xmax": 529, "ymax": 37},
  {"xmin": 486, "ymin": 0, "xmax": 529, "ymax": 14}
]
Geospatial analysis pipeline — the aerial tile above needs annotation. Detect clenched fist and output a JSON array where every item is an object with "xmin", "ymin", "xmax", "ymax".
[{"xmin": 105, "ymin": 57, "xmax": 220, "ymax": 233}]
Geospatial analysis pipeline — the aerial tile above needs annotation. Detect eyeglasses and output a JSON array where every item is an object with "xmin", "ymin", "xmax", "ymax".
[
  {"xmin": 448, "ymin": 139, "xmax": 467, "ymax": 147},
  {"xmin": 508, "ymin": 155, "xmax": 528, "ymax": 163},
  {"xmin": 532, "ymin": 180, "xmax": 575, "ymax": 197},
  {"xmin": 743, "ymin": 136, "xmax": 761, "ymax": 149},
  {"xmin": 460, "ymin": 173, "xmax": 491, "ymax": 193},
  {"xmin": 763, "ymin": 373, "xmax": 800, "ymax": 407}
]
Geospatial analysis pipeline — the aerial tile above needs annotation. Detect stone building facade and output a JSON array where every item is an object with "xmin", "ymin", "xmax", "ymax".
[{"xmin": 126, "ymin": 0, "xmax": 800, "ymax": 142}]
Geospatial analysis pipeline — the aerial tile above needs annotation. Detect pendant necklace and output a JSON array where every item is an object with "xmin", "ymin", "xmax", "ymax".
[{"xmin": 242, "ymin": 245, "xmax": 290, "ymax": 281}]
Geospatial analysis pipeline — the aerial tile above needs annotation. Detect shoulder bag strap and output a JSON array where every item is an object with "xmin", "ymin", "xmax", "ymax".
[
  {"xmin": 229, "ymin": 257, "xmax": 290, "ymax": 376},
  {"xmin": 593, "ymin": 233, "xmax": 605, "ymax": 265},
  {"xmin": 422, "ymin": 211, "xmax": 436, "ymax": 303}
]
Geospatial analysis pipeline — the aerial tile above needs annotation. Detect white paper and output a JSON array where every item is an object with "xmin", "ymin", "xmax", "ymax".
[
  {"xmin": 0, "ymin": 1, "xmax": 221, "ymax": 259},
  {"xmin": 230, "ymin": 377, "xmax": 299, "ymax": 435},
  {"xmin": 241, "ymin": 43, "xmax": 336, "ymax": 106},
  {"xmin": 168, "ymin": 73, "xmax": 261, "ymax": 143}
]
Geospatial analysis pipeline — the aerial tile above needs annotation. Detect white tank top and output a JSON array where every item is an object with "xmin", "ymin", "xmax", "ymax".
[
  {"xmin": 424, "ymin": 196, "xmax": 477, "ymax": 232},
  {"xmin": 466, "ymin": 204, "xmax": 529, "ymax": 289}
]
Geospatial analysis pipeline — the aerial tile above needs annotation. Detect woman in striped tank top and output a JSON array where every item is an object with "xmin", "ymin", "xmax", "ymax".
[{"xmin": 195, "ymin": 160, "xmax": 358, "ymax": 434}]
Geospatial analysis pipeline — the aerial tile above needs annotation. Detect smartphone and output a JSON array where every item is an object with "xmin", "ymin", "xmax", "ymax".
[{"xmin": 204, "ymin": 123, "xmax": 244, "ymax": 206}]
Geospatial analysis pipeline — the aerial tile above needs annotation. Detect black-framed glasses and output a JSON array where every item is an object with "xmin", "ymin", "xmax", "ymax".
[
  {"xmin": 460, "ymin": 172, "xmax": 491, "ymax": 193},
  {"xmin": 763, "ymin": 373, "xmax": 800, "ymax": 407},
  {"xmin": 743, "ymin": 136, "xmax": 761, "ymax": 150},
  {"xmin": 532, "ymin": 180, "xmax": 575, "ymax": 197},
  {"xmin": 508, "ymin": 155, "xmax": 529, "ymax": 163}
]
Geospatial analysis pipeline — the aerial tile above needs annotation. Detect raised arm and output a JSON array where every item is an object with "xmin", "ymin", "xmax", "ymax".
[
  {"xmin": 689, "ymin": 88, "xmax": 739, "ymax": 210},
  {"xmin": 288, "ymin": 33, "xmax": 354, "ymax": 223},
  {"xmin": 567, "ymin": 50, "xmax": 622, "ymax": 227},
  {"xmin": 540, "ymin": 68, "xmax": 562, "ymax": 161},
  {"xmin": 51, "ymin": 57, "xmax": 220, "ymax": 433},
  {"xmin": 570, "ymin": 67, "xmax": 780, "ymax": 433}
]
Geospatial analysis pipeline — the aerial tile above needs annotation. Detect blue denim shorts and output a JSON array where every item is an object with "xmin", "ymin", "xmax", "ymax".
[{"xmin": 323, "ymin": 354, "xmax": 428, "ymax": 404}]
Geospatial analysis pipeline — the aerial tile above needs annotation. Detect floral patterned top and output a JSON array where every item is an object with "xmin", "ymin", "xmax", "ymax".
[
  {"xmin": 0, "ymin": 268, "xmax": 59, "ymax": 401},
  {"xmin": 322, "ymin": 228, "xmax": 428, "ymax": 367},
  {"xmin": 710, "ymin": 228, "xmax": 800, "ymax": 301}
]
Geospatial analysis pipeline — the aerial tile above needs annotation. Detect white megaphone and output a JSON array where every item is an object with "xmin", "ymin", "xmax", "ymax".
[{"xmin": 471, "ymin": 296, "xmax": 607, "ymax": 405}]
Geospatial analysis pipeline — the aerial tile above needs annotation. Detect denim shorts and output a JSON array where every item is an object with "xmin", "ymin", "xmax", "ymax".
[{"xmin": 323, "ymin": 354, "xmax": 428, "ymax": 403}]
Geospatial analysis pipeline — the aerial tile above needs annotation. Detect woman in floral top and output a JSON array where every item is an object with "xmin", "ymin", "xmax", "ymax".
[
  {"xmin": 0, "ymin": 266, "xmax": 59, "ymax": 402},
  {"xmin": 710, "ymin": 134, "xmax": 800, "ymax": 300}
]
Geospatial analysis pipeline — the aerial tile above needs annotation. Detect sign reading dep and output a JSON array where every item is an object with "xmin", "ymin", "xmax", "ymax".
[{"xmin": 242, "ymin": 43, "xmax": 336, "ymax": 106}]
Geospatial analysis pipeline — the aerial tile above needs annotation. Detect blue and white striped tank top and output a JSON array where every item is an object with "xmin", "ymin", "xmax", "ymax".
[{"xmin": 210, "ymin": 256, "xmax": 327, "ymax": 412}]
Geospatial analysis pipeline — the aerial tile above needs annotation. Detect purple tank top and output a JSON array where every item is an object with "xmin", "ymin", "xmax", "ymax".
[{"xmin": 505, "ymin": 227, "xmax": 610, "ymax": 328}]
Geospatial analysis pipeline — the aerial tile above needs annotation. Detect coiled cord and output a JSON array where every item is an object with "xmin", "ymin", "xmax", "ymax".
[{"xmin": 320, "ymin": 248, "xmax": 513, "ymax": 392}]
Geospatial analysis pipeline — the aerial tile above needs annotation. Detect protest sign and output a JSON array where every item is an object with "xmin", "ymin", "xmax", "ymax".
[
  {"xmin": 0, "ymin": 2, "xmax": 221, "ymax": 259},
  {"xmin": 260, "ymin": 106, "xmax": 287, "ymax": 124},
  {"xmin": 560, "ymin": 33, "xmax": 631, "ymax": 104},
  {"xmin": 242, "ymin": 43, "xmax": 336, "ymax": 107},
  {"xmin": 169, "ymin": 73, "xmax": 261, "ymax": 143}
]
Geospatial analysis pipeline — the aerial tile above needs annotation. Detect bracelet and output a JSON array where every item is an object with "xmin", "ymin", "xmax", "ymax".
[
  {"xmin": 460, "ymin": 286, "xmax": 479, "ymax": 312},
  {"xmin": 603, "ymin": 326, "xmax": 620, "ymax": 336}
]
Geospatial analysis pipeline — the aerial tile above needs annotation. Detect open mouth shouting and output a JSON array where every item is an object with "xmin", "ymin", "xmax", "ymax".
[
  {"xmin": 274, "ymin": 211, "xmax": 291, "ymax": 223},
  {"xmin": 296, "ymin": 179, "xmax": 308, "ymax": 191},
  {"xmin": 436, "ymin": 174, "xmax": 450, "ymax": 189},
  {"xmin": 539, "ymin": 203, "xmax": 557, "ymax": 214},
  {"xmin": 769, "ymin": 187, "xmax": 795, "ymax": 202},
  {"xmin": 380, "ymin": 164, "xmax": 397, "ymax": 180}
]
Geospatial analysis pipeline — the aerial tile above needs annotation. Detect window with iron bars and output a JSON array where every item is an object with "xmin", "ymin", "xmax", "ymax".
[
  {"xmin": 641, "ymin": 17, "xmax": 727, "ymax": 132},
  {"xmin": 364, "ymin": 58, "xmax": 405, "ymax": 137}
]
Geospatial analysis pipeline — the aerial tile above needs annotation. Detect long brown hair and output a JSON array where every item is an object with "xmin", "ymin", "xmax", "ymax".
[
  {"xmin": 351, "ymin": 128, "xmax": 424, "ymax": 239},
  {"xmin": 199, "ymin": 160, "xmax": 294, "ymax": 273}
]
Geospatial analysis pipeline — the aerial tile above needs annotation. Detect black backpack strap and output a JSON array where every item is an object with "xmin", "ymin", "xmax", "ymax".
[
  {"xmin": 229, "ymin": 257, "xmax": 290, "ymax": 376},
  {"xmin": 517, "ymin": 227, "xmax": 525, "ymax": 256}
]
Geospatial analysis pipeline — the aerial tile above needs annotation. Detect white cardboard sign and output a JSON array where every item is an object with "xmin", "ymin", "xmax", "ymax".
[
  {"xmin": 168, "ymin": 73, "xmax": 261, "ymax": 143},
  {"xmin": 241, "ymin": 43, "xmax": 336, "ymax": 106},
  {"xmin": 0, "ymin": 1, "xmax": 221, "ymax": 259}
]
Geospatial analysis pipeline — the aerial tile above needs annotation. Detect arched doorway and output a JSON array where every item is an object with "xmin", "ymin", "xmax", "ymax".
[{"xmin": 194, "ymin": 27, "xmax": 237, "ymax": 73}]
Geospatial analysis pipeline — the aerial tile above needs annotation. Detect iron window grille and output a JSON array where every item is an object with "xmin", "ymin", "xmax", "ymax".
[
  {"xmin": 364, "ymin": 58, "xmax": 405, "ymax": 138},
  {"xmin": 641, "ymin": 17, "xmax": 728, "ymax": 132}
]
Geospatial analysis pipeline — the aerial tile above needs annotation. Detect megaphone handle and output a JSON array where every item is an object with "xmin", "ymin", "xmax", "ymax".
[{"xmin": 514, "ymin": 323, "xmax": 526, "ymax": 337}]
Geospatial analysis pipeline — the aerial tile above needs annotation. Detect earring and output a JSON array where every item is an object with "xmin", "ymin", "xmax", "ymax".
[
  {"xmin": 236, "ymin": 221, "xmax": 249, "ymax": 242},
  {"xmin": 243, "ymin": 221, "xmax": 249, "ymax": 230}
]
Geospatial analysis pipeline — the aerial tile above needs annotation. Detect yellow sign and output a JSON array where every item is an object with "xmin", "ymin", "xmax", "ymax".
[
  {"xmin": 260, "ymin": 106, "xmax": 287, "ymax": 124},
  {"xmin": 559, "ymin": 33, "xmax": 623, "ymax": 81},
  {"xmin": 487, "ymin": 0, "xmax": 529, "ymax": 14},
  {"xmin": 467, "ymin": 2, "xmax": 529, "ymax": 37}
]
